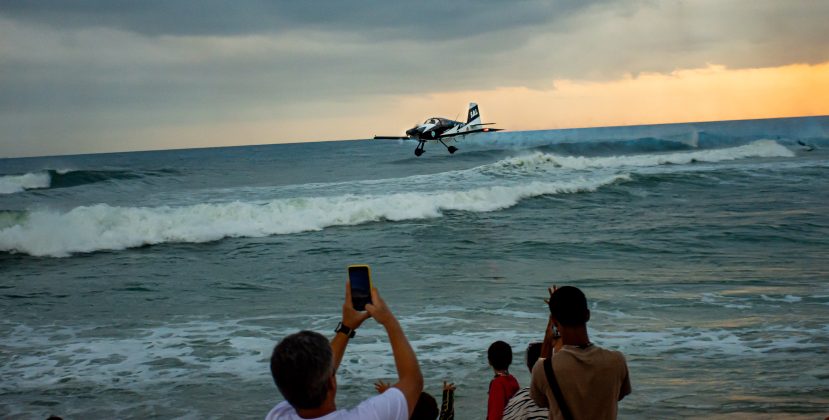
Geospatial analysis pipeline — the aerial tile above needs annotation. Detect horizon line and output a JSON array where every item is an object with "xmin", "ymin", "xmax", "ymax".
[{"xmin": 2, "ymin": 113, "xmax": 827, "ymax": 161}]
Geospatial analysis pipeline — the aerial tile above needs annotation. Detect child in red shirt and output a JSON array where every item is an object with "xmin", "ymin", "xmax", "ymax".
[{"xmin": 487, "ymin": 341, "xmax": 520, "ymax": 420}]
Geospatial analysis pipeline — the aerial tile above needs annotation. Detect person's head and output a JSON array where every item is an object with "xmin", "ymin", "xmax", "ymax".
[
  {"xmin": 488, "ymin": 340, "xmax": 513, "ymax": 371},
  {"xmin": 410, "ymin": 392, "xmax": 439, "ymax": 420},
  {"xmin": 548, "ymin": 286, "xmax": 590, "ymax": 327},
  {"xmin": 270, "ymin": 330, "xmax": 334, "ymax": 410},
  {"xmin": 525, "ymin": 342, "xmax": 543, "ymax": 373}
]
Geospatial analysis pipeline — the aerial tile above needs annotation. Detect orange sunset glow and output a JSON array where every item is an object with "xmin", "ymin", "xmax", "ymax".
[
  {"xmin": 122, "ymin": 61, "xmax": 829, "ymax": 152},
  {"xmin": 2, "ymin": 1, "xmax": 828, "ymax": 157},
  {"xmin": 385, "ymin": 61, "xmax": 829, "ymax": 134}
]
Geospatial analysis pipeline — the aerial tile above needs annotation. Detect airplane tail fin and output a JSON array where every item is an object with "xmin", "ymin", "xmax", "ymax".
[{"xmin": 466, "ymin": 103, "xmax": 481, "ymax": 126}]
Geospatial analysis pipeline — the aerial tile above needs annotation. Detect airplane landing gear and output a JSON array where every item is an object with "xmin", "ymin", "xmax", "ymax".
[
  {"xmin": 414, "ymin": 141, "xmax": 426, "ymax": 156},
  {"xmin": 438, "ymin": 139, "xmax": 458, "ymax": 155}
]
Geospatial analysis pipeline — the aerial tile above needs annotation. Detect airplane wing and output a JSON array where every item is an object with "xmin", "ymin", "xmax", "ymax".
[
  {"xmin": 439, "ymin": 127, "xmax": 503, "ymax": 138},
  {"xmin": 373, "ymin": 136, "xmax": 411, "ymax": 140}
]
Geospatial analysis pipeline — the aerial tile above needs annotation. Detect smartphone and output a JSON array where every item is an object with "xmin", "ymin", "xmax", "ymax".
[{"xmin": 347, "ymin": 265, "xmax": 372, "ymax": 311}]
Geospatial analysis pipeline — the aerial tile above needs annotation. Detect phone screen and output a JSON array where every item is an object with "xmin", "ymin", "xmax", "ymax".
[{"xmin": 348, "ymin": 265, "xmax": 372, "ymax": 311}]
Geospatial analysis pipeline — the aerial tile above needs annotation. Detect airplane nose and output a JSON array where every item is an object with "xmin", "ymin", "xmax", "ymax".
[{"xmin": 405, "ymin": 127, "xmax": 419, "ymax": 137}]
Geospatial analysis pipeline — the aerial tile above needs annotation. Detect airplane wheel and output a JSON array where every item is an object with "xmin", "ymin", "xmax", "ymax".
[
  {"xmin": 415, "ymin": 148, "xmax": 424, "ymax": 157},
  {"xmin": 448, "ymin": 146, "xmax": 458, "ymax": 154}
]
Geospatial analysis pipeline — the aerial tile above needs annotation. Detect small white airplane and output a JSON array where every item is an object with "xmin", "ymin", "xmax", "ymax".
[{"xmin": 374, "ymin": 103, "xmax": 503, "ymax": 156}]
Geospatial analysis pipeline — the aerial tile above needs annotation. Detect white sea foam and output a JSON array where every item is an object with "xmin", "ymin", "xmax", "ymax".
[
  {"xmin": 0, "ymin": 174, "xmax": 628, "ymax": 257},
  {"xmin": 4, "ymin": 312, "xmax": 825, "ymax": 393},
  {"xmin": 701, "ymin": 292, "xmax": 753, "ymax": 309},
  {"xmin": 760, "ymin": 294, "xmax": 802, "ymax": 303},
  {"xmin": 0, "ymin": 172, "xmax": 51, "ymax": 194},
  {"xmin": 597, "ymin": 326, "xmax": 827, "ymax": 359},
  {"xmin": 0, "ymin": 141, "xmax": 796, "ymax": 256},
  {"xmin": 484, "ymin": 140, "xmax": 794, "ymax": 172}
]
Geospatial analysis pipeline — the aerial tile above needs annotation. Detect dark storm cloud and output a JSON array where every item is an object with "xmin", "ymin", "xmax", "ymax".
[
  {"xmin": 0, "ymin": 0, "xmax": 609, "ymax": 38},
  {"xmin": 1, "ymin": 0, "xmax": 828, "ymax": 157}
]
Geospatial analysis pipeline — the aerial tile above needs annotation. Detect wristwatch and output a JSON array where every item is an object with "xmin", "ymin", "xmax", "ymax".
[{"xmin": 335, "ymin": 322, "xmax": 356, "ymax": 338}]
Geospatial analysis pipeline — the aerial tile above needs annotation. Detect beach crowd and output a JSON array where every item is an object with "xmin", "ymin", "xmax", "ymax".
[{"xmin": 265, "ymin": 282, "xmax": 631, "ymax": 420}]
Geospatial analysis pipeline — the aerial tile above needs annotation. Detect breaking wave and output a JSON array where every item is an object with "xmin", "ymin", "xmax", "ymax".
[
  {"xmin": 0, "ymin": 172, "xmax": 51, "ymax": 194},
  {"xmin": 0, "ymin": 140, "xmax": 796, "ymax": 257},
  {"xmin": 0, "ymin": 169, "xmax": 170, "ymax": 194},
  {"xmin": 486, "ymin": 139, "xmax": 794, "ymax": 172},
  {"xmin": 0, "ymin": 174, "xmax": 628, "ymax": 257}
]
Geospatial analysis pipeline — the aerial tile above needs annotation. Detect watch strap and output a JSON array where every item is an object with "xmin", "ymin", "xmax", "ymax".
[{"xmin": 335, "ymin": 322, "xmax": 356, "ymax": 338}]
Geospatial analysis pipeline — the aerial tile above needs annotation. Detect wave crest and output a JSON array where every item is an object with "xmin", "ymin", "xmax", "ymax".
[
  {"xmin": 487, "ymin": 140, "xmax": 794, "ymax": 172},
  {"xmin": 0, "ymin": 172, "xmax": 51, "ymax": 194},
  {"xmin": 0, "ymin": 174, "xmax": 628, "ymax": 257},
  {"xmin": 0, "ymin": 169, "xmax": 169, "ymax": 195}
]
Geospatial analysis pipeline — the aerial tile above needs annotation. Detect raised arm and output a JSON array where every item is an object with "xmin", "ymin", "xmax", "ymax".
[
  {"xmin": 440, "ymin": 381, "xmax": 456, "ymax": 420},
  {"xmin": 540, "ymin": 286, "xmax": 561, "ymax": 359},
  {"xmin": 365, "ymin": 288, "xmax": 424, "ymax": 417},
  {"xmin": 331, "ymin": 280, "xmax": 370, "ymax": 372}
]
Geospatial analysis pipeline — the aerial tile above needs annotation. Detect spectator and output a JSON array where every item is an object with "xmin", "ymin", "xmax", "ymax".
[
  {"xmin": 374, "ymin": 380, "xmax": 455, "ymax": 420},
  {"xmin": 502, "ymin": 342, "xmax": 549, "ymax": 419},
  {"xmin": 530, "ymin": 286, "xmax": 631, "ymax": 420},
  {"xmin": 266, "ymin": 282, "xmax": 423, "ymax": 419},
  {"xmin": 487, "ymin": 341, "xmax": 520, "ymax": 420}
]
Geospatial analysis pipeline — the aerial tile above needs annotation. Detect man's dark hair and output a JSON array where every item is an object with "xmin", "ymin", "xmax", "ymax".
[
  {"xmin": 548, "ymin": 286, "xmax": 589, "ymax": 326},
  {"xmin": 410, "ymin": 392, "xmax": 439, "ymax": 420},
  {"xmin": 525, "ymin": 342, "xmax": 543, "ymax": 373},
  {"xmin": 488, "ymin": 340, "xmax": 513, "ymax": 371},
  {"xmin": 270, "ymin": 330, "xmax": 333, "ymax": 409}
]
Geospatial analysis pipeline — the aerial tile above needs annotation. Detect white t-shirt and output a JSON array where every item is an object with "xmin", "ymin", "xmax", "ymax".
[{"xmin": 265, "ymin": 387, "xmax": 408, "ymax": 420}]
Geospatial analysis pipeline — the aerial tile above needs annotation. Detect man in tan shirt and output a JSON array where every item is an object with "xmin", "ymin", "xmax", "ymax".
[{"xmin": 530, "ymin": 286, "xmax": 631, "ymax": 420}]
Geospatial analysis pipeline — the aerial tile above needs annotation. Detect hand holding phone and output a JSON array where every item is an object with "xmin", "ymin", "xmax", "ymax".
[{"xmin": 348, "ymin": 265, "xmax": 373, "ymax": 311}]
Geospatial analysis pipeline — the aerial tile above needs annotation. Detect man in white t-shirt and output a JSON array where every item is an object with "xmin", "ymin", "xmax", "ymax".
[{"xmin": 266, "ymin": 282, "xmax": 423, "ymax": 420}]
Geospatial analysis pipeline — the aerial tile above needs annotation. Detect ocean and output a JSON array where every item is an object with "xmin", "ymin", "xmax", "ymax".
[{"xmin": 1, "ymin": 116, "xmax": 828, "ymax": 419}]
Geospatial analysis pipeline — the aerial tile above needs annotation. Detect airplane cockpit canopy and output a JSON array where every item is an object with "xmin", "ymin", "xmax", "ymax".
[{"xmin": 423, "ymin": 117, "xmax": 461, "ymax": 127}]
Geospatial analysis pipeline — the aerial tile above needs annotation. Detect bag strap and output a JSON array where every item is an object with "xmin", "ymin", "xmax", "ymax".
[{"xmin": 543, "ymin": 357, "xmax": 575, "ymax": 420}]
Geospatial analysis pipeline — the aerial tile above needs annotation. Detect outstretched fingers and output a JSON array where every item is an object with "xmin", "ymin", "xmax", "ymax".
[{"xmin": 544, "ymin": 284, "xmax": 558, "ymax": 304}]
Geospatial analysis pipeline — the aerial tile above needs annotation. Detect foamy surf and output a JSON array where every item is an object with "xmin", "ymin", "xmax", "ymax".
[
  {"xmin": 0, "ymin": 174, "xmax": 629, "ymax": 257},
  {"xmin": 0, "ymin": 168, "xmax": 163, "ymax": 195},
  {"xmin": 0, "ymin": 141, "xmax": 798, "ymax": 257},
  {"xmin": 0, "ymin": 172, "xmax": 51, "ymax": 194},
  {"xmin": 485, "ymin": 140, "xmax": 794, "ymax": 172}
]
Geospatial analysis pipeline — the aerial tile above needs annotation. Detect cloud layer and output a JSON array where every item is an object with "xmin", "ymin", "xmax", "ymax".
[{"xmin": 1, "ymin": 1, "xmax": 828, "ymax": 157}]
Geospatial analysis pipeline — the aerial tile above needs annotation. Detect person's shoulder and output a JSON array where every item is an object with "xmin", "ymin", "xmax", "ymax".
[
  {"xmin": 504, "ymin": 387, "xmax": 548, "ymax": 420},
  {"xmin": 494, "ymin": 374, "xmax": 513, "ymax": 382},
  {"xmin": 346, "ymin": 387, "xmax": 408, "ymax": 420},
  {"xmin": 493, "ymin": 374, "xmax": 519, "ymax": 387},
  {"xmin": 597, "ymin": 345, "xmax": 628, "ymax": 362},
  {"xmin": 589, "ymin": 344, "xmax": 623, "ymax": 357},
  {"xmin": 265, "ymin": 401, "xmax": 298, "ymax": 420},
  {"xmin": 530, "ymin": 358, "xmax": 546, "ymax": 379},
  {"xmin": 590, "ymin": 345, "xmax": 629, "ymax": 372},
  {"xmin": 507, "ymin": 387, "xmax": 531, "ymax": 402}
]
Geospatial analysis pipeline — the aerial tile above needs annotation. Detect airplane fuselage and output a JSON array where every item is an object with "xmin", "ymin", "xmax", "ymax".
[
  {"xmin": 373, "ymin": 102, "xmax": 502, "ymax": 156},
  {"xmin": 405, "ymin": 118, "xmax": 464, "ymax": 140}
]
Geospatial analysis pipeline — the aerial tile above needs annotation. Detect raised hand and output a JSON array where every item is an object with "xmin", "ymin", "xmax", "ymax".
[
  {"xmin": 365, "ymin": 287, "xmax": 395, "ymax": 327},
  {"xmin": 374, "ymin": 379, "xmax": 392, "ymax": 394},
  {"xmin": 343, "ymin": 280, "xmax": 371, "ymax": 330}
]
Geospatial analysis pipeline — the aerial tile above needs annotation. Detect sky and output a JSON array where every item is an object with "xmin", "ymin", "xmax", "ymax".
[{"xmin": 1, "ymin": 0, "xmax": 828, "ymax": 158}]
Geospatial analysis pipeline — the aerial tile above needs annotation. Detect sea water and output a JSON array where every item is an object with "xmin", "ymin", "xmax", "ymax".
[{"xmin": 1, "ymin": 116, "xmax": 828, "ymax": 418}]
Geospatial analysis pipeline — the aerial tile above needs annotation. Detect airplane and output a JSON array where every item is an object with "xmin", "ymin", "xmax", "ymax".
[{"xmin": 374, "ymin": 103, "xmax": 503, "ymax": 156}]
